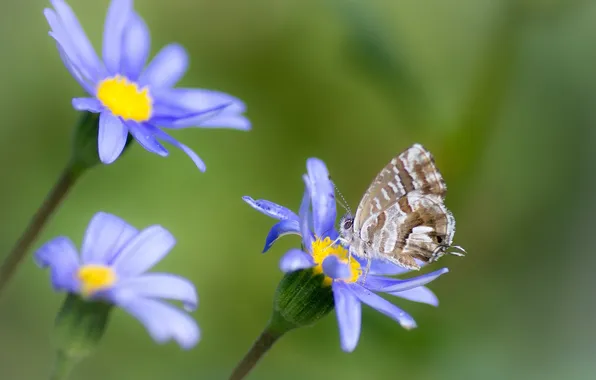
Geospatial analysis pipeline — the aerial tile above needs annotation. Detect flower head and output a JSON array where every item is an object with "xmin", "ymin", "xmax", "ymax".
[
  {"xmin": 244, "ymin": 158, "xmax": 449, "ymax": 352},
  {"xmin": 35, "ymin": 212, "xmax": 199, "ymax": 349},
  {"xmin": 46, "ymin": 0, "xmax": 250, "ymax": 170}
]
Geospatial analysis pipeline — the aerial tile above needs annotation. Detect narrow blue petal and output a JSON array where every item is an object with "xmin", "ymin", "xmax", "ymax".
[
  {"xmin": 121, "ymin": 13, "xmax": 150, "ymax": 80},
  {"xmin": 81, "ymin": 212, "xmax": 139, "ymax": 265},
  {"xmin": 366, "ymin": 259, "xmax": 411, "ymax": 276},
  {"xmin": 149, "ymin": 126, "xmax": 206, "ymax": 171},
  {"xmin": 72, "ymin": 97, "xmax": 102, "ymax": 113},
  {"xmin": 113, "ymin": 273, "xmax": 198, "ymax": 311},
  {"xmin": 332, "ymin": 282, "xmax": 362, "ymax": 352},
  {"xmin": 350, "ymin": 283, "xmax": 417, "ymax": 330},
  {"xmin": 111, "ymin": 225, "xmax": 176, "ymax": 277},
  {"xmin": 34, "ymin": 236, "xmax": 80, "ymax": 293},
  {"xmin": 50, "ymin": 0, "xmax": 104, "ymax": 79},
  {"xmin": 98, "ymin": 112, "xmax": 128, "ymax": 164},
  {"xmin": 389, "ymin": 286, "xmax": 439, "ymax": 306},
  {"xmin": 299, "ymin": 184, "xmax": 314, "ymax": 249},
  {"xmin": 263, "ymin": 220, "xmax": 301, "ymax": 253},
  {"xmin": 51, "ymin": 38, "xmax": 96, "ymax": 94},
  {"xmin": 139, "ymin": 44, "xmax": 188, "ymax": 88},
  {"xmin": 154, "ymin": 88, "xmax": 246, "ymax": 114},
  {"xmin": 115, "ymin": 297, "xmax": 200, "ymax": 349},
  {"xmin": 45, "ymin": 9, "xmax": 98, "ymax": 83},
  {"xmin": 151, "ymin": 103, "xmax": 231, "ymax": 128},
  {"xmin": 127, "ymin": 121, "xmax": 169, "ymax": 157},
  {"xmin": 242, "ymin": 196, "xmax": 299, "ymax": 221},
  {"xmin": 322, "ymin": 255, "xmax": 351, "ymax": 280},
  {"xmin": 364, "ymin": 268, "xmax": 449, "ymax": 293},
  {"xmin": 306, "ymin": 158, "xmax": 336, "ymax": 237},
  {"xmin": 194, "ymin": 115, "xmax": 251, "ymax": 130},
  {"xmin": 279, "ymin": 249, "xmax": 314, "ymax": 273},
  {"xmin": 102, "ymin": 0, "xmax": 133, "ymax": 74}
]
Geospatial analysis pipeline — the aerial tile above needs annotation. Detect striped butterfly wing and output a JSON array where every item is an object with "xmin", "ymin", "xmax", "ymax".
[
  {"xmin": 353, "ymin": 144, "xmax": 451, "ymax": 269},
  {"xmin": 353, "ymin": 144, "xmax": 446, "ymax": 231}
]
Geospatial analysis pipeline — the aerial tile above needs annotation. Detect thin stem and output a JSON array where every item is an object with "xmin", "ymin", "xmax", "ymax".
[
  {"xmin": 0, "ymin": 163, "xmax": 82, "ymax": 296},
  {"xmin": 228, "ymin": 327, "xmax": 283, "ymax": 380},
  {"xmin": 48, "ymin": 351, "xmax": 77, "ymax": 380}
]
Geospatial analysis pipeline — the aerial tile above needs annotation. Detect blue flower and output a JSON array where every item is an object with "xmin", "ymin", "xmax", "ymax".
[
  {"xmin": 45, "ymin": 0, "xmax": 250, "ymax": 170},
  {"xmin": 35, "ymin": 212, "xmax": 200, "ymax": 349},
  {"xmin": 244, "ymin": 158, "xmax": 449, "ymax": 352}
]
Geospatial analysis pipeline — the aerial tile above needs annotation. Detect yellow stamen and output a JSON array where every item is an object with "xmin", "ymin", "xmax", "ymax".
[
  {"xmin": 77, "ymin": 265, "xmax": 117, "ymax": 296},
  {"xmin": 96, "ymin": 75, "xmax": 153, "ymax": 121},
  {"xmin": 311, "ymin": 237, "xmax": 361, "ymax": 286}
]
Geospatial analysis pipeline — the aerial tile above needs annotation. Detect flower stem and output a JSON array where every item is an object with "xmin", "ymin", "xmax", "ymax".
[
  {"xmin": 48, "ymin": 351, "xmax": 78, "ymax": 380},
  {"xmin": 0, "ymin": 163, "xmax": 83, "ymax": 296},
  {"xmin": 228, "ymin": 325, "xmax": 285, "ymax": 380}
]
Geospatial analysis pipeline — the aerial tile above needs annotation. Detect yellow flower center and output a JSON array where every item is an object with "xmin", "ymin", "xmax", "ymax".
[
  {"xmin": 77, "ymin": 265, "xmax": 117, "ymax": 296},
  {"xmin": 96, "ymin": 75, "xmax": 153, "ymax": 121},
  {"xmin": 311, "ymin": 237, "xmax": 362, "ymax": 286}
]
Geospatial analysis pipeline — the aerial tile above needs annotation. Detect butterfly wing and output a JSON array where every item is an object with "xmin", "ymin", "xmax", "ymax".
[{"xmin": 353, "ymin": 143, "xmax": 446, "ymax": 232}]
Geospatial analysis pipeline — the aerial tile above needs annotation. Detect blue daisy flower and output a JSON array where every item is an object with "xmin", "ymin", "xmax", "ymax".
[
  {"xmin": 35, "ymin": 212, "xmax": 200, "ymax": 349},
  {"xmin": 45, "ymin": 0, "xmax": 250, "ymax": 170},
  {"xmin": 244, "ymin": 158, "xmax": 448, "ymax": 352}
]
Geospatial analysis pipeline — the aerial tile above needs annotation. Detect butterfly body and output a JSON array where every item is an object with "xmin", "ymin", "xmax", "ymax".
[{"xmin": 339, "ymin": 144, "xmax": 464, "ymax": 271}]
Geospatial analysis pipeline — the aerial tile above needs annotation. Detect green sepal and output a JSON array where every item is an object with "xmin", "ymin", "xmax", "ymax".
[
  {"xmin": 52, "ymin": 293, "xmax": 113, "ymax": 362},
  {"xmin": 69, "ymin": 111, "xmax": 134, "ymax": 172},
  {"xmin": 269, "ymin": 269, "xmax": 335, "ymax": 334}
]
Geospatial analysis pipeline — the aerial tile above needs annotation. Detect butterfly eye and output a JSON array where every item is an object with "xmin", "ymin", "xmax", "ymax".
[{"xmin": 343, "ymin": 219, "xmax": 353, "ymax": 230}]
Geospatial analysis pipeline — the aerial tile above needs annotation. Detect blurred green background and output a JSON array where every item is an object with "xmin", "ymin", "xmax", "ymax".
[{"xmin": 1, "ymin": 0, "xmax": 596, "ymax": 379}]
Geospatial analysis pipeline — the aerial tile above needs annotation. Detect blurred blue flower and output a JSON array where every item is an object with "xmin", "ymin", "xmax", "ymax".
[
  {"xmin": 35, "ymin": 212, "xmax": 200, "ymax": 349},
  {"xmin": 45, "ymin": 0, "xmax": 250, "ymax": 170},
  {"xmin": 244, "ymin": 158, "xmax": 448, "ymax": 352}
]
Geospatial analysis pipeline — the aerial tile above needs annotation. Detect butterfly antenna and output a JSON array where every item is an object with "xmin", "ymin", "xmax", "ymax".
[{"xmin": 329, "ymin": 176, "xmax": 352, "ymax": 215}]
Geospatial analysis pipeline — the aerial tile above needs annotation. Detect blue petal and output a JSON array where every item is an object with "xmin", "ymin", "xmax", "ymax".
[
  {"xmin": 366, "ymin": 259, "xmax": 411, "ymax": 276},
  {"xmin": 149, "ymin": 126, "xmax": 206, "ymax": 171},
  {"xmin": 51, "ymin": 36, "xmax": 96, "ymax": 94},
  {"xmin": 49, "ymin": 0, "xmax": 104, "ymax": 80},
  {"xmin": 150, "ymin": 103, "xmax": 231, "ymax": 128},
  {"xmin": 111, "ymin": 225, "xmax": 176, "ymax": 277},
  {"xmin": 72, "ymin": 97, "xmax": 102, "ymax": 113},
  {"xmin": 389, "ymin": 286, "xmax": 439, "ymax": 306},
  {"xmin": 332, "ymin": 282, "xmax": 362, "ymax": 352},
  {"xmin": 45, "ymin": 9, "xmax": 99, "ymax": 84},
  {"xmin": 350, "ymin": 283, "xmax": 417, "ymax": 330},
  {"xmin": 153, "ymin": 88, "xmax": 245, "ymax": 114},
  {"xmin": 81, "ymin": 212, "xmax": 139, "ymax": 265},
  {"xmin": 322, "ymin": 255, "xmax": 351, "ymax": 280},
  {"xmin": 121, "ymin": 13, "xmax": 150, "ymax": 80},
  {"xmin": 34, "ymin": 236, "xmax": 80, "ymax": 293},
  {"xmin": 298, "ymin": 184, "xmax": 314, "ymax": 249},
  {"xmin": 263, "ymin": 220, "xmax": 301, "ymax": 253},
  {"xmin": 115, "ymin": 297, "xmax": 200, "ymax": 349},
  {"xmin": 98, "ymin": 112, "xmax": 128, "ymax": 164},
  {"xmin": 127, "ymin": 121, "xmax": 169, "ymax": 157},
  {"xmin": 139, "ymin": 44, "xmax": 188, "ymax": 88},
  {"xmin": 195, "ymin": 115, "xmax": 251, "ymax": 130},
  {"xmin": 112, "ymin": 273, "xmax": 198, "ymax": 311},
  {"xmin": 242, "ymin": 196, "xmax": 299, "ymax": 221},
  {"xmin": 306, "ymin": 158, "xmax": 336, "ymax": 237},
  {"xmin": 364, "ymin": 268, "xmax": 449, "ymax": 293},
  {"xmin": 279, "ymin": 249, "xmax": 314, "ymax": 273},
  {"xmin": 102, "ymin": 0, "xmax": 133, "ymax": 74}
]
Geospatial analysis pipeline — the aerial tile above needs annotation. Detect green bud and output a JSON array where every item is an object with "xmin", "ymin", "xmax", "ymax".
[
  {"xmin": 69, "ymin": 112, "xmax": 134, "ymax": 172},
  {"xmin": 269, "ymin": 269, "xmax": 335, "ymax": 334},
  {"xmin": 52, "ymin": 294, "xmax": 113, "ymax": 363}
]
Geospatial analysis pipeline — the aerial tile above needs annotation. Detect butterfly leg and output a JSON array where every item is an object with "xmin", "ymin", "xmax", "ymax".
[{"xmin": 361, "ymin": 258, "xmax": 372, "ymax": 284}]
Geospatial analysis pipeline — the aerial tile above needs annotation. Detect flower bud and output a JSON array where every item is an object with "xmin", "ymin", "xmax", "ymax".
[{"xmin": 270, "ymin": 269, "xmax": 334, "ymax": 333}]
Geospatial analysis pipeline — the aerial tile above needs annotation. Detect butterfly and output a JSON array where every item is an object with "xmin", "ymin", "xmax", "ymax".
[{"xmin": 338, "ymin": 144, "xmax": 465, "ymax": 274}]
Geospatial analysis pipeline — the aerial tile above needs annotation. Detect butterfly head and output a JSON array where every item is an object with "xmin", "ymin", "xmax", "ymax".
[{"xmin": 338, "ymin": 213, "xmax": 355, "ymax": 243}]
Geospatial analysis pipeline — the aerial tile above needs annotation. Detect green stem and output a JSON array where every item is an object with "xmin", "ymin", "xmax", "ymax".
[
  {"xmin": 228, "ymin": 324, "xmax": 286, "ymax": 380},
  {"xmin": 48, "ymin": 351, "xmax": 78, "ymax": 380},
  {"xmin": 0, "ymin": 163, "xmax": 83, "ymax": 296}
]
